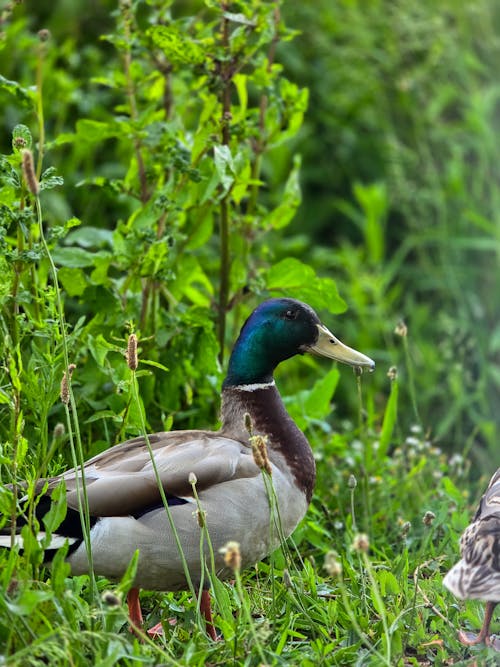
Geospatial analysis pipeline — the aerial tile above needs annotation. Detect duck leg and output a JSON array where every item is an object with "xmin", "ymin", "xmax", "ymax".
[
  {"xmin": 128, "ymin": 587, "xmax": 218, "ymax": 640},
  {"xmin": 458, "ymin": 601, "xmax": 498, "ymax": 648},
  {"xmin": 127, "ymin": 587, "xmax": 144, "ymax": 632},
  {"xmin": 200, "ymin": 589, "xmax": 218, "ymax": 641}
]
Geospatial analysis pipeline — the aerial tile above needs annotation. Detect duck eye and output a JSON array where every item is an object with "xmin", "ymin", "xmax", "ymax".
[{"xmin": 284, "ymin": 309, "xmax": 298, "ymax": 320}]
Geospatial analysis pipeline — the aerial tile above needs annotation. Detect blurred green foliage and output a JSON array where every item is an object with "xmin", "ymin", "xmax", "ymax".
[
  {"xmin": 281, "ymin": 0, "xmax": 500, "ymax": 462},
  {"xmin": 1, "ymin": 0, "xmax": 498, "ymax": 462}
]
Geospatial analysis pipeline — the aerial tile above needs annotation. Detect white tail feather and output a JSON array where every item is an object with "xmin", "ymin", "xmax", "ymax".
[{"xmin": 0, "ymin": 533, "xmax": 78, "ymax": 549}]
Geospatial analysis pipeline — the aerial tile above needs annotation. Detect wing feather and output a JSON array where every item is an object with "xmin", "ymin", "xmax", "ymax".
[{"xmin": 44, "ymin": 431, "xmax": 259, "ymax": 517}]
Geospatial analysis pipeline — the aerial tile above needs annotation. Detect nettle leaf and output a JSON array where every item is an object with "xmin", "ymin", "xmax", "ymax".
[
  {"xmin": 75, "ymin": 118, "xmax": 124, "ymax": 143},
  {"xmin": 147, "ymin": 25, "xmax": 205, "ymax": 66},
  {"xmin": 223, "ymin": 12, "xmax": 256, "ymax": 27},
  {"xmin": 58, "ymin": 267, "xmax": 88, "ymax": 297},
  {"xmin": 266, "ymin": 258, "xmax": 347, "ymax": 313},
  {"xmin": 0, "ymin": 75, "xmax": 34, "ymax": 107},
  {"xmin": 213, "ymin": 144, "xmax": 236, "ymax": 193},
  {"xmin": 0, "ymin": 156, "xmax": 20, "ymax": 189},
  {"xmin": 12, "ymin": 124, "xmax": 32, "ymax": 152},
  {"xmin": 52, "ymin": 247, "xmax": 104, "ymax": 269},
  {"xmin": 40, "ymin": 166, "xmax": 64, "ymax": 191},
  {"xmin": 66, "ymin": 225, "xmax": 112, "ymax": 249}
]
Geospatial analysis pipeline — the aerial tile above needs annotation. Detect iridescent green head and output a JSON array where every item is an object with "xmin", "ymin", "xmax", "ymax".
[{"xmin": 223, "ymin": 298, "xmax": 374, "ymax": 387}]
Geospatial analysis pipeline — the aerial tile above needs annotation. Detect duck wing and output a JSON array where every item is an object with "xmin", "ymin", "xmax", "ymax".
[{"xmin": 46, "ymin": 431, "xmax": 258, "ymax": 517}]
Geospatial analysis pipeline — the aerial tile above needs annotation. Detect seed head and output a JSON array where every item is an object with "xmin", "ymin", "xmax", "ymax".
[
  {"xmin": 21, "ymin": 149, "xmax": 39, "ymax": 196},
  {"xmin": 400, "ymin": 521, "xmax": 412, "ymax": 537},
  {"xmin": 324, "ymin": 550, "xmax": 342, "ymax": 577},
  {"xmin": 60, "ymin": 364, "xmax": 76, "ymax": 405},
  {"xmin": 387, "ymin": 366, "xmax": 398, "ymax": 381},
  {"xmin": 102, "ymin": 590, "xmax": 122, "ymax": 606},
  {"xmin": 126, "ymin": 333, "xmax": 138, "ymax": 371},
  {"xmin": 250, "ymin": 434, "xmax": 272, "ymax": 475},
  {"xmin": 422, "ymin": 511, "xmax": 435, "ymax": 527},
  {"xmin": 351, "ymin": 533, "xmax": 370, "ymax": 553},
  {"xmin": 38, "ymin": 29, "xmax": 51, "ymax": 42},
  {"xmin": 394, "ymin": 321, "xmax": 408, "ymax": 337},
  {"xmin": 244, "ymin": 412, "xmax": 253, "ymax": 435},
  {"xmin": 220, "ymin": 541, "xmax": 241, "ymax": 571},
  {"xmin": 194, "ymin": 508, "xmax": 206, "ymax": 529},
  {"xmin": 53, "ymin": 423, "xmax": 65, "ymax": 439},
  {"xmin": 283, "ymin": 568, "xmax": 292, "ymax": 589},
  {"xmin": 13, "ymin": 136, "xmax": 28, "ymax": 150},
  {"xmin": 347, "ymin": 474, "xmax": 357, "ymax": 489},
  {"xmin": 188, "ymin": 471, "xmax": 197, "ymax": 486}
]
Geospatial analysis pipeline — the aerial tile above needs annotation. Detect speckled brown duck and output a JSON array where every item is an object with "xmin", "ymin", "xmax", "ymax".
[{"xmin": 443, "ymin": 467, "xmax": 500, "ymax": 651}]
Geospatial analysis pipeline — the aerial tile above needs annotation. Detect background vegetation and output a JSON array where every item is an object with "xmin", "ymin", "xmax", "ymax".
[{"xmin": 0, "ymin": 0, "xmax": 498, "ymax": 664}]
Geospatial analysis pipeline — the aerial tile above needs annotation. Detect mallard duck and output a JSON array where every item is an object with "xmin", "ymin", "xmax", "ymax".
[
  {"xmin": 1, "ymin": 298, "xmax": 374, "ymax": 638},
  {"xmin": 443, "ymin": 467, "xmax": 500, "ymax": 650}
]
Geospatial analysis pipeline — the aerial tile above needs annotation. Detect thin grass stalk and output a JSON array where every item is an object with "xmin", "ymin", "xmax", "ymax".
[
  {"xmin": 217, "ymin": 5, "xmax": 232, "ymax": 364},
  {"xmin": 128, "ymin": 370, "xmax": 196, "ymax": 601},
  {"xmin": 35, "ymin": 36, "xmax": 46, "ymax": 180},
  {"xmin": 226, "ymin": 552, "xmax": 267, "ymax": 662},
  {"xmin": 34, "ymin": 194, "xmax": 98, "ymax": 607},
  {"xmin": 189, "ymin": 474, "xmax": 222, "ymax": 635},
  {"xmin": 401, "ymin": 335, "xmax": 421, "ymax": 427},
  {"xmin": 338, "ymin": 574, "xmax": 391, "ymax": 667},
  {"xmin": 258, "ymin": 466, "xmax": 319, "ymax": 632},
  {"xmin": 355, "ymin": 372, "xmax": 373, "ymax": 533},
  {"xmin": 361, "ymin": 551, "xmax": 392, "ymax": 665}
]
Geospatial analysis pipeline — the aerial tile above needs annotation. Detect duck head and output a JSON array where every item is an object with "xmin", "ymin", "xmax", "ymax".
[{"xmin": 224, "ymin": 298, "xmax": 374, "ymax": 387}]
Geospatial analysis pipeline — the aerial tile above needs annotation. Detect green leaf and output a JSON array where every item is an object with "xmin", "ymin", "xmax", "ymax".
[
  {"xmin": 116, "ymin": 549, "xmax": 140, "ymax": 595},
  {"xmin": 42, "ymin": 481, "xmax": 67, "ymax": 541},
  {"xmin": 12, "ymin": 124, "xmax": 32, "ymax": 152},
  {"xmin": 147, "ymin": 25, "xmax": 205, "ymax": 65},
  {"xmin": 441, "ymin": 476, "xmax": 464, "ymax": 504},
  {"xmin": 303, "ymin": 366, "xmax": 341, "ymax": 420},
  {"xmin": 88, "ymin": 334, "xmax": 121, "ymax": 367},
  {"xmin": 140, "ymin": 359, "xmax": 169, "ymax": 373},
  {"xmin": 74, "ymin": 118, "xmax": 123, "ymax": 143},
  {"xmin": 52, "ymin": 247, "xmax": 101, "ymax": 268},
  {"xmin": 66, "ymin": 226, "xmax": 112, "ymax": 248},
  {"xmin": 353, "ymin": 181, "xmax": 387, "ymax": 264},
  {"xmin": 223, "ymin": 12, "xmax": 256, "ymax": 26},
  {"xmin": 40, "ymin": 166, "xmax": 64, "ymax": 191},
  {"xmin": 266, "ymin": 258, "xmax": 347, "ymax": 313},
  {"xmin": 213, "ymin": 144, "xmax": 235, "ymax": 194},
  {"xmin": 0, "ymin": 155, "xmax": 21, "ymax": 188},
  {"xmin": 379, "ymin": 379, "xmax": 399, "ymax": 457},
  {"xmin": 0, "ymin": 76, "xmax": 34, "ymax": 107},
  {"xmin": 58, "ymin": 267, "xmax": 88, "ymax": 296},
  {"xmin": 6, "ymin": 589, "xmax": 54, "ymax": 616},
  {"xmin": 264, "ymin": 155, "xmax": 302, "ymax": 229}
]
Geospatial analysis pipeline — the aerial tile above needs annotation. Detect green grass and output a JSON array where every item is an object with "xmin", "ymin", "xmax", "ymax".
[{"xmin": 0, "ymin": 320, "xmax": 495, "ymax": 665}]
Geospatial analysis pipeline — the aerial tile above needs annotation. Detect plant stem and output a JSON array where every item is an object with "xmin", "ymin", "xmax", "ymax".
[
  {"xmin": 217, "ymin": 10, "xmax": 232, "ymax": 363},
  {"xmin": 35, "ymin": 195, "xmax": 98, "ymax": 606},
  {"xmin": 402, "ymin": 335, "xmax": 422, "ymax": 427},
  {"xmin": 35, "ymin": 42, "xmax": 46, "ymax": 179},
  {"xmin": 129, "ymin": 371, "xmax": 197, "ymax": 601}
]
